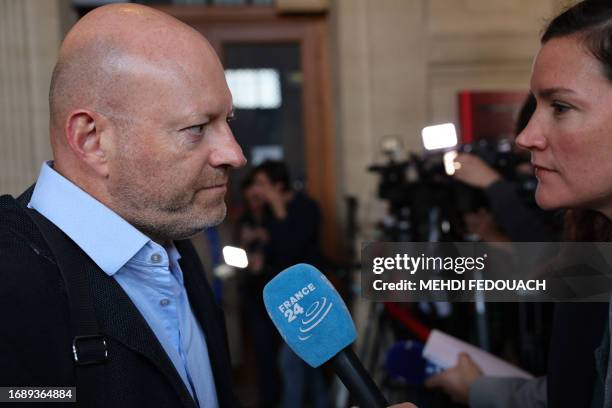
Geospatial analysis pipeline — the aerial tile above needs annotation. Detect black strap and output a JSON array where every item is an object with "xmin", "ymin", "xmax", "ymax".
[{"xmin": 25, "ymin": 208, "xmax": 107, "ymax": 407}]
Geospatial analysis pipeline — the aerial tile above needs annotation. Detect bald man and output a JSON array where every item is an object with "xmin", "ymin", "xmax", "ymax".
[
  {"xmin": 0, "ymin": 4, "xmax": 420, "ymax": 408},
  {"xmin": 0, "ymin": 3, "xmax": 244, "ymax": 408}
]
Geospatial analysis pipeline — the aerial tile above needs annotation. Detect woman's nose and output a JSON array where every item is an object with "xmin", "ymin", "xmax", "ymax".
[{"xmin": 516, "ymin": 116, "xmax": 547, "ymax": 151}]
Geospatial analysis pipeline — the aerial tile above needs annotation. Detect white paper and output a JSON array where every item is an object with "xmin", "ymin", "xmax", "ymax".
[{"xmin": 423, "ymin": 329, "xmax": 533, "ymax": 379}]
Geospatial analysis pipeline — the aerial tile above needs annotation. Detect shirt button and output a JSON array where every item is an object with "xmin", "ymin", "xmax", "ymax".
[
  {"xmin": 150, "ymin": 253, "xmax": 162, "ymax": 263},
  {"xmin": 160, "ymin": 298, "xmax": 170, "ymax": 306}
]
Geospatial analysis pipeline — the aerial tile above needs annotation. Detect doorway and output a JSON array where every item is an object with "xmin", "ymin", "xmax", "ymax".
[{"xmin": 161, "ymin": 5, "xmax": 339, "ymax": 257}]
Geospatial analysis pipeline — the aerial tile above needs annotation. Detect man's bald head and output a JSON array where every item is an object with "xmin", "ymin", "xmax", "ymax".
[
  {"xmin": 47, "ymin": 3, "xmax": 246, "ymax": 241},
  {"xmin": 49, "ymin": 3, "xmax": 220, "ymax": 142}
]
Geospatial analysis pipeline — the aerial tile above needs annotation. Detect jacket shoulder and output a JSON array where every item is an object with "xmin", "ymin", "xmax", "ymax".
[
  {"xmin": 1, "ymin": 186, "xmax": 51, "ymax": 247},
  {"xmin": 0, "ymin": 191, "xmax": 59, "ymax": 285},
  {"xmin": 0, "ymin": 192, "xmax": 72, "ymax": 386}
]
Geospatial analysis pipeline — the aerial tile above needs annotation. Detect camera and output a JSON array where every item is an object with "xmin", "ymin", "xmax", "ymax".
[{"xmin": 368, "ymin": 124, "xmax": 536, "ymax": 241}]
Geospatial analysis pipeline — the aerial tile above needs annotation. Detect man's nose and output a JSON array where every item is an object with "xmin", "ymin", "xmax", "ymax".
[{"xmin": 209, "ymin": 126, "xmax": 247, "ymax": 169}]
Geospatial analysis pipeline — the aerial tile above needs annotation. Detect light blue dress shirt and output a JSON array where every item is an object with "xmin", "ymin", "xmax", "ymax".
[{"xmin": 28, "ymin": 161, "xmax": 219, "ymax": 408}]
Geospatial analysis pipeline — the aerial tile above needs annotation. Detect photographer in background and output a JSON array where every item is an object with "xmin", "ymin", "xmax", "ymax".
[
  {"xmin": 453, "ymin": 94, "xmax": 558, "ymax": 243},
  {"xmin": 236, "ymin": 175, "xmax": 280, "ymax": 408},
  {"xmin": 250, "ymin": 160, "xmax": 330, "ymax": 408}
]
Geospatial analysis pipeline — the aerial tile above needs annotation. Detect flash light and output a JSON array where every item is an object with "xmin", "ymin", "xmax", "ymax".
[
  {"xmin": 421, "ymin": 123, "xmax": 458, "ymax": 151},
  {"xmin": 222, "ymin": 246, "xmax": 248, "ymax": 268}
]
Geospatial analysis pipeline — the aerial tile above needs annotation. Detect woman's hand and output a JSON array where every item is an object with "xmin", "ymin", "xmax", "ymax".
[{"xmin": 425, "ymin": 352, "xmax": 483, "ymax": 404}]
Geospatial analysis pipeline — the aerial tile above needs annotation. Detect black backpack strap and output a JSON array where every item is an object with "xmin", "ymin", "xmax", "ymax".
[{"xmin": 24, "ymin": 207, "xmax": 107, "ymax": 408}]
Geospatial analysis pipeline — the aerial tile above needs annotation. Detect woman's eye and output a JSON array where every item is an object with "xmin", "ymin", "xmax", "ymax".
[{"xmin": 551, "ymin": 101, "xmax": 571, "ymax": 115}]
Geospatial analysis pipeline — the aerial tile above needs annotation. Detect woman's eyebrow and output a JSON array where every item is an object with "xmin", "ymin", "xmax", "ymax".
[{"xmin": 536, "ymin": 87, "xmax": 576, "ymax": 99}]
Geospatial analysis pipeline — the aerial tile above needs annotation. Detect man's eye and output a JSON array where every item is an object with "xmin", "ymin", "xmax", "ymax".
[
  {"xmin": 185, "ymin": 124, "xmax": 206, "ymax": 134},
  {"xmin": 551, "ymin": 101, "xmax": 571, "ymax": 115}
]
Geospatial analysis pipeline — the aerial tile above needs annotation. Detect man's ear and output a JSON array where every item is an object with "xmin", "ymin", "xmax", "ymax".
[{"xmin": 64, "ymin": 109, "xmax": 112, "ymax": 177}]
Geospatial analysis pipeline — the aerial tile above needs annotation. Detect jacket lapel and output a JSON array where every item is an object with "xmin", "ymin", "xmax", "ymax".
[{"xmin": 175, "ymin": 239, "xmax": 238, "ymax": 408}]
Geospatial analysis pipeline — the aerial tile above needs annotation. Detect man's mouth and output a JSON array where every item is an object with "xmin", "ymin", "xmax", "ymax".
[{"xmin": 201, "ymin": 183, "xmax": 227, "ymax": 191}]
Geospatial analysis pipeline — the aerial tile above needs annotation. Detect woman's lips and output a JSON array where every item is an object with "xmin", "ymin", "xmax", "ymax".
[{"xmin": 533, "ymin": 164, "xmax": 555, "ymax": 177}]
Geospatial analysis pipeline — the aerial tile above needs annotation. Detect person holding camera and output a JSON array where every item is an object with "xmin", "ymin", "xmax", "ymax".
[{"xmin": 452, "ymin": 95, "xmax": 557, "ymax": 244}]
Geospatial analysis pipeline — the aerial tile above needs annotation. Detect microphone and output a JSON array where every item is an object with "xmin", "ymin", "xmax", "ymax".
[{"xmin": 263, "ymin": 263, "xmax": 389, "ymax": 408}]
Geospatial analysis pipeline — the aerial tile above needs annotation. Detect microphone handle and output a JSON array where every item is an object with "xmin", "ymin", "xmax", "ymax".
[{"xmin": 328, "ymin": 347, "xmax": 389, "ymax": 408}]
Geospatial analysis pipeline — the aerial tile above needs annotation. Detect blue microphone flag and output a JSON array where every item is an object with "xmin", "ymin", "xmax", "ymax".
[{"xmin": 263, "ymin": 263, "xmax": 357, "ymax": 367}]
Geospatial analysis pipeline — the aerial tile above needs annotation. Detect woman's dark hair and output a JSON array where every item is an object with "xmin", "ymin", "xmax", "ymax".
[
  {"xmin": 542, "ymin": 1, "xmax": 612, "ymax": 241},
  {"xmin": 253, "ymin": 160, "xmax": 291, "ymax": 192},
  {"xmin": 515, "ymin": 93, "xmax": 536, "ymax": 136},
  {"xmin": 564, "ymin": 210, "xmax": 612, "ymax": 241},
  {"xmin": 542, "ymin": 0, "xmax": 612, "ymax": 81}
]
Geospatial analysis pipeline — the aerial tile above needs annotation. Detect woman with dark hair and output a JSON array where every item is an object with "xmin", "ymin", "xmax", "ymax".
[
  {"xmin": 427, "ymin": 2, "xmax": 612, "ymax": 407},
  {"xmin": 516, "ymin": 1, "xmax": 612, "ymax": 407}
]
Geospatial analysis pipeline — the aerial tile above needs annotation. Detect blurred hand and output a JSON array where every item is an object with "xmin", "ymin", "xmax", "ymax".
[
  {"xmin": 259, "ymin": 183, "xmax": 283, "ymax": 206},
  {"xmin": 254, "ymin": 183, "xmax": 288, "ymax": 219},
  {"xmin": 453, "ymin": 153, "xmax": 502, "ymax": 189},
  {"xmin": 425, "ymin": 352, "xmax": 483, "ymax": 405}
]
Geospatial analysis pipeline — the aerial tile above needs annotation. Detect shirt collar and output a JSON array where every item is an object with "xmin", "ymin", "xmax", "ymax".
[{"xmin": 27, "ymin": 161, "xmax": 151, "ymax": 275}]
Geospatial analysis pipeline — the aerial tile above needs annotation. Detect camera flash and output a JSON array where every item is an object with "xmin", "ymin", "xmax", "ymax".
[
  {"xmin": 422, "ymin": 123, "xmax": 458, "ymax": 151},
  {"xmin": 222, "ymin": 246, "xmax": 249, "ymax": 268}
]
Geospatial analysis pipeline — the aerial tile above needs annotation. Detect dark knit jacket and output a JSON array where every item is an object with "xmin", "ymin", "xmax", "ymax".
[{"xmin": 0, "ymin": 186, "xmax": 239, "ymax": 407}]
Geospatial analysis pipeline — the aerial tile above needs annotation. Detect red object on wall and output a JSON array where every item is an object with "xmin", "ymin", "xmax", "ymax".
[
  {"xmin": 458, "ymin": 91, "xmax": 529, "ymax": 144},
  {"xmin": 384, "ymin": 302, "xmax": 431, "ymax": 343}
]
